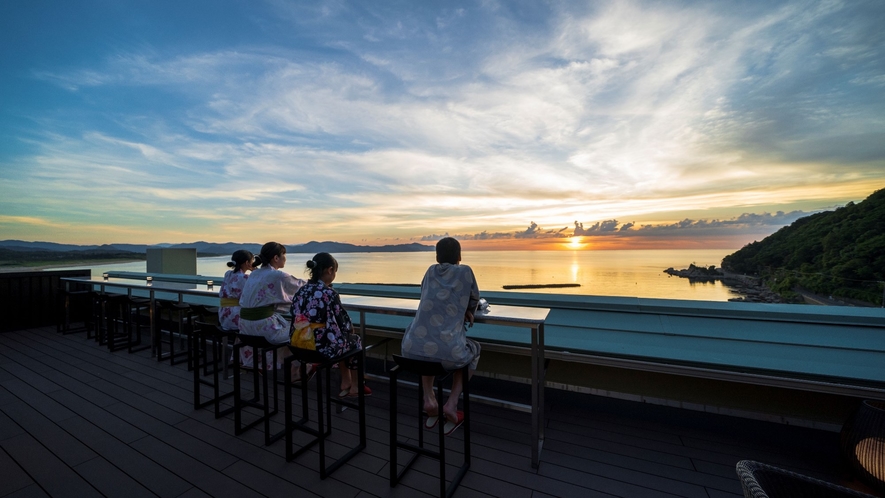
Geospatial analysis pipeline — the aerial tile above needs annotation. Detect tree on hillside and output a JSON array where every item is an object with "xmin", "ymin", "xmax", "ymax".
[{"xmin": 722, "ymin": 188, "xmax": 885, "ymax": 305}]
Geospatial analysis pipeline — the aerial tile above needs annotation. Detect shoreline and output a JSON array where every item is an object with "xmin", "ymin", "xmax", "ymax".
[
  {"xmin": 0, "ymin": 259, "xmax": 144, "ymax": 273},
  {"xmin": 664, "ymin": 265, "xmax": 879, "ymax": 306}
]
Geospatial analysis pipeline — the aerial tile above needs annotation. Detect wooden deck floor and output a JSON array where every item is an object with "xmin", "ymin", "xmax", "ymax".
[{"xmin": 0, "ymin": 326, "xmax": 873, "ymax": 498}]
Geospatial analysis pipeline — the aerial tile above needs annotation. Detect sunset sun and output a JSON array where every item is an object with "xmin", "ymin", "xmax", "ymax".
[{"xmin": 567, "ymin": 236, "xmax": 584, "ymax": 250}]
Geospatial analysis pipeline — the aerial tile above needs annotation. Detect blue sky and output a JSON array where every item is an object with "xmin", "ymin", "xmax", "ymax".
[{"xmin": 1, "ymin": 0, "xmax": 883, "ymax": 250}]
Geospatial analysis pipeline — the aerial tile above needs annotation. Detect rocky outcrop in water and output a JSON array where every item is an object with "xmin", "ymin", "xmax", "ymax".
[
  {"xmin": 664, "ymin": 264, "xmax": 791, "ymax": 303},
  {"xmin": 663, "ymin": 264, "xmax": 723, "ymax": 282}
]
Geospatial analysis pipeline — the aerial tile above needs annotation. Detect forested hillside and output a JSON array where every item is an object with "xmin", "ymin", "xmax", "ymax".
[{"xmin": 722, "ymin": 188, "xmax": 885, "ymax": 305}]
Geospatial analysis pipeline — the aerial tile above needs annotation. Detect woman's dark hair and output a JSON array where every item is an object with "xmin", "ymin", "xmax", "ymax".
[
  {"xmin": 306, "ymin": 252, "xmax": 337, "ymax": 281},
  {"xmin": 436, "ymin": 237, "xmax": 461, "ymax": 265},
  {"xmin": 259, "ymin": 242, "xmax": 286, "ymax": 268},
  {"xmin": 227, "ymin": 249, "xmax": 254, "ymax": 272}
]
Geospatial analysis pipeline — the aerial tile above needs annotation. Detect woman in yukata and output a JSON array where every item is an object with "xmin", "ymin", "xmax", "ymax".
[
  {"xmin": 218, "ymin": 249, "xmax": 258, "ymax": 367},
  {"xmin": 401, "ymin": 237, "xmax": 481, "ymax": 436},
  {"xmin": 290, "ymin": 253, "xmax": 370, "ymax": 397},
  {"xmin": 237, "ymin": 242, "xmax": 307, "ymax": 376}
]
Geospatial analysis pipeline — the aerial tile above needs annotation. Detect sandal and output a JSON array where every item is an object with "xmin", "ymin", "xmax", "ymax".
[
  {"xmin": 338, "ymin": 384, "xmax": 372, "ymax": 398},
  {"xmin": 443, "ymin": 410, "xmax": 465, "ymax": 436},
  {"xmin": 424, "ymin": 414, "xmax": 439, "ymax": 429}
]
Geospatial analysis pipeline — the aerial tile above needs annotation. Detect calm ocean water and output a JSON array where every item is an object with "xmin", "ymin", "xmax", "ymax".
[{"xmin": 69, "ymin": 249, "xmax": 740, "ymax": 302}]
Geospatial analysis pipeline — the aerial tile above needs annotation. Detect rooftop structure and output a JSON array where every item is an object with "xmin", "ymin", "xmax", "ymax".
[
  {"xmin": 2, "ymin": 270, "xmax": 883, "ymax": 496},
  {"xmin": 1, "ymin": 325, "xmax": 877, "ymax": 497}
]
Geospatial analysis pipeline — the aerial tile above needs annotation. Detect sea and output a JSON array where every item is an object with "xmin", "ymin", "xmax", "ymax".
[{"xmin": 62, "ymin": 249, "xmax": 741, "ymax": 302}]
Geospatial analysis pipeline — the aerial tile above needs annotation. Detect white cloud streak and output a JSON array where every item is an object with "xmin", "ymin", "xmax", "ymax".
[{"xmin": 2, "ymin": 0, "xmax": 884, "ymax": 244}]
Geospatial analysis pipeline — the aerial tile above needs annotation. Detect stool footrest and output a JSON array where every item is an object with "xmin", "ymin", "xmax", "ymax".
[{"xmin": 396, "ymin": 441, "xmax": 441, "ymax": 459}]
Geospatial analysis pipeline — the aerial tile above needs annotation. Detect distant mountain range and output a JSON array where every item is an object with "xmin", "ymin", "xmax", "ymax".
[{"xmin": 0, "ymin": 240, "xmax": 434, "ymax": 255}]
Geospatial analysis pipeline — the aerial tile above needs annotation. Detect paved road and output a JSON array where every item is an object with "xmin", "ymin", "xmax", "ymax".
[{"xmin": 794, "ymin": 288, "xmax": 878, "ymax": 307}]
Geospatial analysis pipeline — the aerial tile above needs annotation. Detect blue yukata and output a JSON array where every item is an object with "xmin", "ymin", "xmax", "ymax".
[{"xmin": 402, "ymin": 263, "xmax": 481, "ymax": 371}]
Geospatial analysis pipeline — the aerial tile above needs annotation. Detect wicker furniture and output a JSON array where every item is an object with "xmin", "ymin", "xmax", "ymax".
[
  {"xmin": 841, "ymin": 400, "xmax": 885, "ymax": 493},
  {"xmin": 735, "ymin": 460, "xmax": 875, "ymax": 498}
]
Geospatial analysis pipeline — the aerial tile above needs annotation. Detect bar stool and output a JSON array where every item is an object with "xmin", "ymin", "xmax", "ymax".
[
  {"xmin": 155, "ymin": 300, "xmax": 193, "ymax": 367},
  {"xmin": 56, "ymin": 285, "xmax": 90, "ymax": 335},
  {"xmin": 185, "ymin": 305, "xmax": 219, "ymax": 371},
  {"xmin": 79, "ymin": 290, "xmax": 100, "ymax": 340},
  {"xmin": 127, "ymin": 297, "xmax": 151, "ymax": 354},
  {"xmin": 192, "ymin": 320, "xmax": 236, "ymax": 418},
  {"xmin": 232, "ymin": 334, "xmax": 280, "ymax": 444},
  {"xmin": 389, "ymin": 354, "xmax": 470, "ymax": 498},
  {"xmin": 283, "ymin": 346, "xmax": 366, "ymax": 479},
  {"xmin": 103, "ymin": 294, "xmax": 132, "ymax": 352},
  {"xmin": 89, "ymin": 291, "xmax": 110, "ymax": 344}
]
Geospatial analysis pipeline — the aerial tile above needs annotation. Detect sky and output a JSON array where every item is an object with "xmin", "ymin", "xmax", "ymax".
[{"xmin": 1, "ymin": 0, "xmax": 883, "ymax": 251}]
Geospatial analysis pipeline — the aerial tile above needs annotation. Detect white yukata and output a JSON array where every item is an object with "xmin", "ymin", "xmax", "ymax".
[
  {"xmin": 238, "ymin": 266, "xmax": 305, "ymax": 345},
  {"xmin": 402, "ymin": 263, "xmax": 481, "ymax": 371}
]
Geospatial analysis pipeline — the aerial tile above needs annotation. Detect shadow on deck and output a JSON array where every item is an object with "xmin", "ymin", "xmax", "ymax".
[{"xmin": 0, "ymin": 326, "xmax": 877, "ymax": 497}]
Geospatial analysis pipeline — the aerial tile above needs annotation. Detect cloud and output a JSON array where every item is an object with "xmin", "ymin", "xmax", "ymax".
[
  {"xmin": 514, "ymin": 221, "xmax": 568, "ymax": 239},
  {"xmin": 420, "ymin": 233, "xmax": 450, "ymax": 241},
  {"xmin": 2, "ymin": 0, "xmax": 883, "ymax": 245},
  {"xmin": 574, "ymin": 220, "xmax": 620, "ymax": 235},
  {"xmin": 0, "ymin": 215, "xmax": 69, "ymax": 228},
  {"xmin": 421, "ymin": 209, "xmax": 818, "ymax": 243}
]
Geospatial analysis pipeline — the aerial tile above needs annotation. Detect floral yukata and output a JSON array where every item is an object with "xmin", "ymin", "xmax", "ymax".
[
  {"xmin": 219, "ymin": 269, "xmax": 262, "ymax": 367},
  {"xmin": 218, "ymin": 270, "xmax": 247, "ymax": 330},
  {"xmin": 290, "ymin": 280, "xmax": 362, "ymax": 367},
  {"xmin": 238, "ymin": 266, "xmax": 305, "ymax": 345},
  {"xmin": 401, "ymin": 263, "xmax": 481, "ymax": 371}
]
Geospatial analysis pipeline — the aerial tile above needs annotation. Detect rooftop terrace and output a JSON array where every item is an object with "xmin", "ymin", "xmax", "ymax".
[{"xmin": 2, "ymin": 325, "xmax": 880, "ymax": 497}]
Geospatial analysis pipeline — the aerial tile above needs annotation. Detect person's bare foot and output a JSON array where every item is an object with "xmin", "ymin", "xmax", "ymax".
[
  {"xmin": 442, "ymin": 403, "xmax": 459, "ymax": 424},
  {"xmin": 423, "ymin": 398, "xmax": 438, "ymax": 417},
  {"xmin": 421, "ymin": 397, "xmax": 440, "ymax": 429}
]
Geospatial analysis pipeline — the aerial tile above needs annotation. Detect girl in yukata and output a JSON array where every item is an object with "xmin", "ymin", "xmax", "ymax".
[
  {"xmin": 238, "ymin": 242, "xmax": 307, "ymax": 376},
  {"xmin": 401, "ymin": 237, "xmax": 481, "ymax": 436},
  {"xmin": 290, "ymin": 253, "xmax": 370, "ymax": 398},
  {"xmin": 218, "ymin": 249, "xmax": 258, "ymax": 368}
]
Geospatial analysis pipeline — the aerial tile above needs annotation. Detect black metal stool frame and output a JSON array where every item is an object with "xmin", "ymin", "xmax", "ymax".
[
  {"xmin": 283, "ymin": 346, "xmax": 366, "ymax": 479},
  {"xmin": 86, "ymin": 291, "xmax": 105, "ymax": 342},
  {"xmin": 154, "ymin": 300, "xmax": 192, "ymax": 367},
  {"xmin": 104, "ymin": 294, "xmax": 133, "ymax": 353},
  {"xmin": 389, "ymin": 354, "xmax": 470, "ymax": 498},
  {"xmin": 93, "ymin": 292, "xmax": 113, "ymax": 346},
  {"xmin": 192, "ymin": 321, "xmax": 236, "ymax": 418},
  {"xmin": 232, "ymin": 335, "xmax": 280, "ymax": 445},
  {"xmin": 185, "ymin": 305, "xmax": 218, "ymax": 372},
  {"xmin": 56, "ymin": 286, "xmax": 90, "ymax": 335},
  {"xmin": 127, "ymin": 297, "xmax": 152, "ymax": 354}
]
